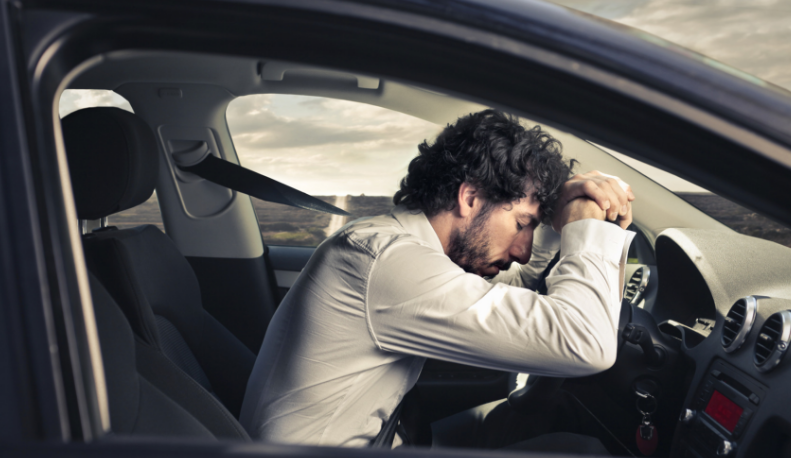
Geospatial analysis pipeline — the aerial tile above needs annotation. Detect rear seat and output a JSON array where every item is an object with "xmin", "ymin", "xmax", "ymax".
[{"xmin": 64, "ymin": 107, "xmax": 252, "ymax": 439}]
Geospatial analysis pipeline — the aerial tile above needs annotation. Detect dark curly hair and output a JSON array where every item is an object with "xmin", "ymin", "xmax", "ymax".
[{"xmin": 393, "ymin": 109, "xmax": 574, "ymax": 224}]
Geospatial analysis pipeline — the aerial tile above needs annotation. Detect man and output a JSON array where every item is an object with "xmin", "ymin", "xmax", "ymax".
[{"xmin": 240, "ymin": 110, "xmax": 635, "ymax": 449}]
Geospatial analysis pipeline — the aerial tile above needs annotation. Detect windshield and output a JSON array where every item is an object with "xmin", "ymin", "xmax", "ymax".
[
  {"xmin": 602, "ymin": 146, "xmax": 791, "ymax": 248},
  {"xmin": 547, "ymin": 1, "xmax": 791, "ymax": 248}
]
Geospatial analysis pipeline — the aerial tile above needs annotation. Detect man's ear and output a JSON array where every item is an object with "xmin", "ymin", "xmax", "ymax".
[{"xmin": 457, "ymin": 182, "xmax": 479, "ymax": 218}]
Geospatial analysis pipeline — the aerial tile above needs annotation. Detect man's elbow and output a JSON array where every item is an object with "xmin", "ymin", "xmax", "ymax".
[
  {"xmin": 592, "ymin": 339, "xmax": 618, "ymax": 373},
  {"xmin": 575, "ymin": 336, "xmax": 618, "ymax": 375}
]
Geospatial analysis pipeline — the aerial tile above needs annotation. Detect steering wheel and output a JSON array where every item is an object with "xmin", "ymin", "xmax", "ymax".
[{"xmin": 507, "ymin": 252, "xmax": 634, "ymax": 413}]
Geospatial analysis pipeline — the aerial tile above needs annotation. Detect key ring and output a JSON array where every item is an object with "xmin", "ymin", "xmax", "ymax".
[{"xmin": 636, "ymin": 390, "xmax": 657, "ymax": 416}]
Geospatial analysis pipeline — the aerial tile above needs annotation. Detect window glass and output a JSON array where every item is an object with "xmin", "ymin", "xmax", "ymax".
[
  {"xmin": 603, "ymin": 146, "xmax": 791, "ymax": 248},
  {"xmin": 59, "ymin": 89, "xmax": 134, "ymax": 118},
  {"xmin": 110, "ymin": 193, "xmax": 165, "ymax": 232},
  {"xmin": 227, "ymin": 94, "xmax": 440, "ymax": 247},
  {"xmin": 59, "ymin": 90, "xmax": 165, "ymax": 232}
]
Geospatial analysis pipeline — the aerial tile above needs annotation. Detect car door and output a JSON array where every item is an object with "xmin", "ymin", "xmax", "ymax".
[
  {"xmin": 0, "ymin": 3, "xmax": 109, "ymax": 444},
  {"xmin": 5, "ymin": 0, "xmax": 791, "ymax": 456}
]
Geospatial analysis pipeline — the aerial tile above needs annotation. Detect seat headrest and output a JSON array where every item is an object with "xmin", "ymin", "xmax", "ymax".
[{"xmin": 63, "ymin": 107, "xmax": 159, "ymax": 220}]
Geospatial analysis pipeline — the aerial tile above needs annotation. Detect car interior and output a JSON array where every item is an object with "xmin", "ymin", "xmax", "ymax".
[
  {"xmin": 53, "ymin": 48, "xmax": 791, "ymax": 457},
  {"xmin": 12, "ymin": 2, "xmax": 791, "ymax": 457}
]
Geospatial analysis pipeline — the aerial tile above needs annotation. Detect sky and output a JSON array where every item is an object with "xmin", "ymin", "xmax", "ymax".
[
  {"xmin": 59, "ymin": 89, "xmax": 133, "ymax": 118},
  {"xmin": 552, "ymin": 0, "xmax": 791, "ymax": 91},
  {"xmin": 59, "ymin": 0, "xmax": 790, "ymax": 196},
  {"xmin": 225, "ymin": 95, "xmax": 440, "ymax": 196}
]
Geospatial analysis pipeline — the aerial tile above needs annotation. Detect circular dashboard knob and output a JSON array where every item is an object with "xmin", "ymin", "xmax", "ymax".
[
  {"xmin": 717, "ymin": 440, "xmax": 735, "ymax": 456},
  {"xmin": 679, "ymin": 409, "xmax": 695, "ymax": 423}
]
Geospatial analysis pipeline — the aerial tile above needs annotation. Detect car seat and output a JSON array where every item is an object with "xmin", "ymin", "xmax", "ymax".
[
  {"xmin": 90, "ymin": 270, "xmax": 217, "ymax": 438},
  {"xmin": 63, "ymin": 107, "xmax": 252, "ymax": 438}
]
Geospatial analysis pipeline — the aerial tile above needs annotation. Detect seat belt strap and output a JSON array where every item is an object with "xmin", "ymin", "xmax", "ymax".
[
  {"xmin": 176, "ymin": 154, "xmax": 349, "ymax": 216},
  {"xmin": 371, "ymin": 400, "xmax": 404, "ymax": 448}
]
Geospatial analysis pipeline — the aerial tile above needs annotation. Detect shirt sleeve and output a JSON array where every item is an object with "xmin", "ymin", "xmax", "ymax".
[
  {"xmin": 365, "ymin": 219, "xmax": 635, "ymax": 378},
  {"xmin": 490, "ymin": 223, "xmax": 561, "ymax": 289}
]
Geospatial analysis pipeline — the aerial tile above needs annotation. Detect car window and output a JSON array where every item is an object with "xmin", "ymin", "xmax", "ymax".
[
  {"xmin": 59, "ymin": 90, "xmax": 165, "ymax": 232},
  {"xmin": 603, "ymin": 146, "xmax": 791, "ymax": 248},
  {"xmin": 226, "ymin": 94, "xmax": 440, "ymax": 247},
  {"xmin": 110, "ymin": 193, "xmax": 165, "ymax": 232}
]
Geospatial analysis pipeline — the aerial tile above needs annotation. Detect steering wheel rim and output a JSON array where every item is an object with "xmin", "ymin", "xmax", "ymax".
[{"xmin": 507, "ymin": 299, "xmax": 633, "ymax": 412}]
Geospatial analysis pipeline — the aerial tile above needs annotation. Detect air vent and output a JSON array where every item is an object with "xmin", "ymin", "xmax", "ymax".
[
  {"xmin": 721, "ymin": 296, "xmax": 758, "ymax": 353},
  {"xmin": 754, "ymin": 310, "xmax": 791, "ymax": 372},
  {"xmin": 623, "ymin": 266, "xmax": 650, "ymax": 305}
]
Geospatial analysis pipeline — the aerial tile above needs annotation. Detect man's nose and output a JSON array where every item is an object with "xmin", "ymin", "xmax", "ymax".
[{"xmin": 509, "ymin": 233, "xmax": 532, "ymax": 265}]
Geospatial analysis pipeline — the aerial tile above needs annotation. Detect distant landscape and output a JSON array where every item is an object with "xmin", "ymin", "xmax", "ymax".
[
  {"xmin": 251, "ymin": 195, "xmax": 394, "ymax": 247},
  {"xmin": 677, "ymin": 193, "xmax": 791, "ymax": 248},
  {"xmin": 110, "ymin": 193, "xmax": 791, "ymax": 248},
  {"xmin": 111, "ymin": 194, "xmax": 395, "ymax": 247},
  {"xmin": 112, "ymin": 194, "xmax": 166, "ymax": 232}
]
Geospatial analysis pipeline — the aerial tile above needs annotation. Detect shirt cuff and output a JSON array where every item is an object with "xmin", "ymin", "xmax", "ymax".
[{"xmin": 560, "ymin": 219, "xmax": 628, "ymax": 263}]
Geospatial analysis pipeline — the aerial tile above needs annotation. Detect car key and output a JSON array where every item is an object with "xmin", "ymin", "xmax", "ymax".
[{"xmin": 635, "ymin": 390, "xmax": 659, "ymax": 455}]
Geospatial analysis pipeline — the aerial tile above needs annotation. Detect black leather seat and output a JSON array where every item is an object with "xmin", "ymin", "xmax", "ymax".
[
  {"xmin": 90, "ymin": 272, "xmax": 216, "ymax": 438},
  {"xmin": 63, "ymin": 107, "xmax": 252, "ymax": 440}
]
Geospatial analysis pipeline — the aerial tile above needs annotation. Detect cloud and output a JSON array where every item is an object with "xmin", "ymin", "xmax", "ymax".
[
  {"xmin": 59, "ymin": 89, "xmax": 134, "ymax": 118},
  {"xmin": 228, "ymin": 106, "xmax": 419, "ymax": 150},
  {"xmin": 57, "ymin": 90, "xmax": 440, "ymax": 196},
  {"xmin": 228, "ymin": 95, "xmax": 441, "ymax": 195},
  {"xmin": 551, "ymin": 0, "xmax": 791, "ymax": 91}
]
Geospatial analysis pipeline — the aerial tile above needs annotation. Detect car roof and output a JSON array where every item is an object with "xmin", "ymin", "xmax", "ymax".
[
  {"xmin": 69, "ymin": 52, "xmax": 486, "ymax": 126},
  {"xmin": 67, "ymin": 0, "xmax": 791, "ymax": 138},
  {"xmin": 366, "ymin": 0, "xmax": 791, "ymax": 128}
]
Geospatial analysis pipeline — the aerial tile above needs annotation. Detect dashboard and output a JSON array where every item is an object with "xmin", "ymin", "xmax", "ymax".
[{"xmin": 630, "ymin": 228, "xmax": 791, "ymax": 457}]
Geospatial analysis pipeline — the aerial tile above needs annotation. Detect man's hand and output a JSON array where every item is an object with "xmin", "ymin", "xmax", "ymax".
[
  {"xmin": 553, "ymin": 171, "xmax": 634, "ymax": 232},
  {"xmin": 557, "ymin": 170, "xmax": 634, "ymax": 220},
  {"xmin": 553, "ymin": 197, "xmax": 605, "ymax": 231}
]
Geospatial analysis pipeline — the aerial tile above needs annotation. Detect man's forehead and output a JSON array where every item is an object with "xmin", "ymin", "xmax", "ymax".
[
  {"xmin": 512, "ymin": 195, "xmax": 541, "ymax": 224},
  {"xmin": 518, "ymin": 209, "xmax": 541, "ymax": 225}
]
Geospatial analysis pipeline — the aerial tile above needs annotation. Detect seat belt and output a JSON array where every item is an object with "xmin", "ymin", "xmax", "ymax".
[
  {"xmin": 371, "ymin": 400, "xmax": 404, "ymax": 448},
  {"xmin": 172, "ymin": 147, "xmax": 349, "ymax": 216},
  {"xmin": 536, "ymin": 251, "xmax": 560, "ymax": 295}
]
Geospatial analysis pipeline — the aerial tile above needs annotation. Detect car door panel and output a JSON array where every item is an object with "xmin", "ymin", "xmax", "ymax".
[
  {"xmin": 416, "ymin": 360, "xmax": 510, "ymax": 423},
  {"xmin": 267, "ymin": 245, "xmax": 314, "ymax": 301}
]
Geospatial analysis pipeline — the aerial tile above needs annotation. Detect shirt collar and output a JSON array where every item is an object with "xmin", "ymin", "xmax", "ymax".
[{"xmin": 391, "ymin": 205, "xmax": 445, "ymax": 254}]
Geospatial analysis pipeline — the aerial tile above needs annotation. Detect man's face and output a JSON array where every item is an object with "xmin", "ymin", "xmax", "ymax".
[{"xmin": 447, "ymin": 192, "xmax": 541, "ymax": 277}]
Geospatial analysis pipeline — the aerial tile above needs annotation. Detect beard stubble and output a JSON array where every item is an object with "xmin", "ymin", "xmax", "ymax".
[{"xmin": 447, "ymin": 203, "xmax": 506, "ymax": 275}]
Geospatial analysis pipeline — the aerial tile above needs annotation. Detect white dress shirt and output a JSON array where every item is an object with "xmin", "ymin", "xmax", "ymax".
[{"xmin": 240, "ymin": 206, "xmax": 635, "ymax": 447}]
